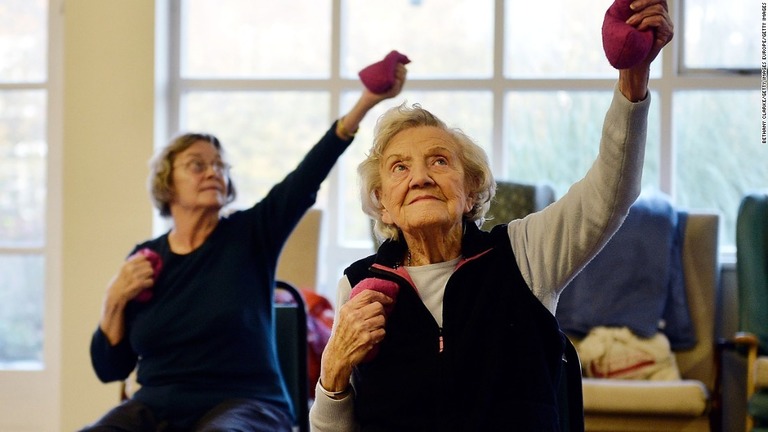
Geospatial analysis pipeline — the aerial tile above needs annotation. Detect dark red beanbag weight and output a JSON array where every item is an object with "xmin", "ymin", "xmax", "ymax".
[
  {"xmin": 349, "ymin": 278, "xmax": 400, "ymax": 361},
  {"xmin": 602, "ymin": 0, "xmax": 654, "ymax": 69},
  {"xmin": 130, "ymin": 248, "xmax": 162, "ymax": 302},
  {"xmin": 358, "ymin": 50, "xmax": 411, "ymax": 94}
]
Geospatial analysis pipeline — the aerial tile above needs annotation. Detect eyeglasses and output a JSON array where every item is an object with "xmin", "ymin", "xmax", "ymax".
[{"xmin": 175, "ymin": 159, "xmax": 231, "ymax": 176}]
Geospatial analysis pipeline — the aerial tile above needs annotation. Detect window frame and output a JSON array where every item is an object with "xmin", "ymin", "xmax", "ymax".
[
  {"xmin": 0, "ymin": 0, "xmax": 62, "ymax": 428},
  {"xmin": 165, "ymin": 0, "xmax": 758, "ymax": 298}
]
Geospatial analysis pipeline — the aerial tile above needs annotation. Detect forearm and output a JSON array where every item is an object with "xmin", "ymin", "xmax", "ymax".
[
  {"xmin": 319, "ymin": 276, "xmax": 355, "ymax": 391},
  {"xmin": 344, "ymin": 92, "xmax": 381, "ymax": 128},
  {"xmin": 309, "ymin": 276, "xmax": 358, "ymax": 430},
  {"xmin": 98, "ymin": 282, "xmax": 130, "ymax": 346},
  {"xmin": 619, "ymin": 67, "xmax": 650, "ymax": 102}
]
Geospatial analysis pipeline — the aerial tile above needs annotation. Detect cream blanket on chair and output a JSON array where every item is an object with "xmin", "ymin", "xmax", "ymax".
[{"xmin": 575, "ymin": 326, "xmax": 681, "ymax": 380}]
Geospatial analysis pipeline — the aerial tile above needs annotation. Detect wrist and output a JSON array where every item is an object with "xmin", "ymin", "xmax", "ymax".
[
  {"xmin": 336, "ymin": 116, "xmax": 359, "ymax": 140},
  {"xmin": 619, "ymin": 69, "xmax": 650, "ymax": 102},
  {"xmin": 318, "ymin": 379, "xmax": 351, "ymax": 400}
]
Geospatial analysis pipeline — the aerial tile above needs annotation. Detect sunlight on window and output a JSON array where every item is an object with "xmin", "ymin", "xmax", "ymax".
[
  {"xmin": 674, "ymin": 91, "xmax": 767, "ymax": 246},
  {"xmin": 182, "ymin": 0, "xmax": 331, "ymax": 78},
  {"xmin": 0, "ymin": 0, "xmax": 47, "ymax": 369},
  {"xmin": 683, "ymin": 0, "xmax": 760, "ymax": 70},
  {"xmin": 343, "ymin": 0, "xmax": 494, "ymax": 79},
  {"xmin": 504, "ymin": 90, "xmax": 660, "ymax": 195}
]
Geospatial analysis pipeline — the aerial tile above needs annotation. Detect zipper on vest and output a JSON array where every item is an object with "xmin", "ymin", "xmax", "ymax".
[{"xmin": 438, "ymin": 328, "xmax": 444, "ymax": 353}]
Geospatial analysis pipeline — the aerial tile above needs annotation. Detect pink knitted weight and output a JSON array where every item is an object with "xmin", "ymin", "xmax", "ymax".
[
  {"xmin": 602, "ymin": 0, "xmax": 654, "ymax": 69},
  {"xmin": 131, "ymin": 248, "xmax": 162, "ymax": 302},
  {"xmin": 358, "ymin": 50, "xmax": 411, "ymax": 94},
  {"xmin": 349, "ymin": 278, "xmax": 400, "ymax": 361}
]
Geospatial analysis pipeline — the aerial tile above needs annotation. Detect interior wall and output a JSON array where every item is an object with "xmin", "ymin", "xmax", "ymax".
[{"xmin": 60, "ymin": 1, "xmax": 156, "ymax": 430}]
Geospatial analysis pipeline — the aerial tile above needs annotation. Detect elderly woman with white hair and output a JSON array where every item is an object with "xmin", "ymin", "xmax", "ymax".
[{"xmin": 310, "ymin": 1, "xmax": 673, "ymax": 430}]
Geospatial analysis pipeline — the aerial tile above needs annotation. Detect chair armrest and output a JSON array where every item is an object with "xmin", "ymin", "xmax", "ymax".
[{"xmin": 717, "ymin": 332, "xmax": 759, "ymax": 392}]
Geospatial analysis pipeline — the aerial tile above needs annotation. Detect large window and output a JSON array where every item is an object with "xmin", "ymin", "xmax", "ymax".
[
  {"xmin": 0, "ymin": 0, "xmax": 59, "ymax": 429},
  {"xmin": 169, "ymin": 0, "xmax": 763, "ymax": 300},
  {"xmin": 0, "ymin": 0, "xmax": 48, "ymax": 369}
]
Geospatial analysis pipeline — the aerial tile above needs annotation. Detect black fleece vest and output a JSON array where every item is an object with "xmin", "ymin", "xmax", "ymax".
[{"xmin": 344, "ymin": 223, "xmax": 566, "ymax": 432}]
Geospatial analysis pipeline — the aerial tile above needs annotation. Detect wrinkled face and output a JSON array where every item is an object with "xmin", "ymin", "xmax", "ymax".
[
  {"xmin": 170, "ymin": 140, "xmax": 229, "ymax": 214},
  {"xmin": 377, "ymin": 126, "xmax": 473, "ymax": 235}
]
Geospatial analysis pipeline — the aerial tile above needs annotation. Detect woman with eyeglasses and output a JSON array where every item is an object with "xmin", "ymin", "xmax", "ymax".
[{"xmin": 81, "ymin": 62, "xmax": 407, "ymax": 431}]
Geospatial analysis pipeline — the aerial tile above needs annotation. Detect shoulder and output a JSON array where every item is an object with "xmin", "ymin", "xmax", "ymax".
[{"xmin": 344, "ymin": 254, "xmax": 377, "ymax": 285}]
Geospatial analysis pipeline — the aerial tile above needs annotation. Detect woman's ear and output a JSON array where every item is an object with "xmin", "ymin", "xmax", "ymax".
[{"xmin": 381, "ymin": 207, "xmax": 393, "ymax": 225}]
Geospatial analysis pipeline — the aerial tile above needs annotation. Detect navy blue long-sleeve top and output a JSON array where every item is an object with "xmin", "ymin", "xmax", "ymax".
[{"xmin": 90, "ymin": 122, "xmax": 350, "ymax": 420}]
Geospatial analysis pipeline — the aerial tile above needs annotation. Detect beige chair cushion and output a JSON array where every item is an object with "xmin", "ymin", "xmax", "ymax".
[
  {"xmin": 583, "ymin": 378, "xmax": 709, "ymax": 416},
  {"xmin": 755, "ymin": 356, "xmax": 768, "ymax": 388}
]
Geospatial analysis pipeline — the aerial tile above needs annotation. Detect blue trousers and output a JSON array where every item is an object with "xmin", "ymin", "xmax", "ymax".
[{"xmin": 80, "ymin": 398, "xmax": 292, "ymax": 432}]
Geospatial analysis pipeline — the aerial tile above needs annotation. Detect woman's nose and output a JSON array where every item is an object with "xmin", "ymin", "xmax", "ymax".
[{"xmin": 408, "ymin": 163, "xmax": 435, "ymax": 188}]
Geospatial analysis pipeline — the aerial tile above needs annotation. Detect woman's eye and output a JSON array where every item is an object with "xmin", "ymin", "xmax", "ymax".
[
  {"xmin": 191, "ymin": 161, "xmax": 206, "ymax": 172},
  {"xmin": 434, "ymin": 157, "xmax": 448, "ymax": 166},
  {"xmin": 392, "ymin": 163, "xmax": 407, "ymax": 172}
]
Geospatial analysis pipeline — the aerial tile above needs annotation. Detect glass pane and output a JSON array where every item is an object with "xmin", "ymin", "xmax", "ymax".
[
  {"xmin": 182, "ymin": 91, "xmax": 330, "ymax": 209},
  {"xmin": 505, "ymin": 0, "xmax": 661, "ymax": 78},
  {"xmin": 181, "ymin": 0, "xmax": 331, "ymax": 78},
  {"xmin": 0, "ymin": 0, "xmax": 47, "ymax": 83},
  {"xmin": 338, "ymin": 91, "xmax": 493, "ymax": 246},
  {"xmin": 342, "ymin": 0, "xmax": 494, "ymax": 79},
  {"xmin": 503, "ymin": 91, "xmax": 660, "ymax": 197},
  {"xmin": 683, "ymin": 0, "xmax": 759, "ymax": 70},
  {"xmin": 0, "ymin": 254, "xmax": 44, "ymax": 368},
  {"xmin": 674, "ymin": 90, "xmax": 766, "ymax": 248},
  {"xmin": 0, "ymin": 90, "xmax": 47, "ymax": 247}
]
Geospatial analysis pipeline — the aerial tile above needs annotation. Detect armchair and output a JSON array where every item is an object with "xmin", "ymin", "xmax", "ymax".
[
  {"xmin": 731, "ymin": 192, "xmax": 768, "ymax": 432},
  {"xmin": 556, "ymin": 199, "xmax": 720, "ymax": 431}
]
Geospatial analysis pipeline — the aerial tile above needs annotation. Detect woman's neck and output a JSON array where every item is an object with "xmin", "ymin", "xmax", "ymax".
[
  {"xmin": 168, "ymin": 209, "xmax": 220, "ymax": 254},
  {"xmin": 402, "ymin": 223, "xmax": 464, "ymax": 266}
]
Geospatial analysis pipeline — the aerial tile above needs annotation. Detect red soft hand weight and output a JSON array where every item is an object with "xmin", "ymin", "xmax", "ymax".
[
  {"xmin": 358, "ymin": 50, "xmax": 411, "ymax": 94},
  {"xmin": 602, "ymin": 0, "xmax": 654, "ymax": 69},
  {"xmin": 130, "ymin": 248, "xmax": 163, "ymax": 302},
  {"xmin": 349, "ymin": 278, "xmax": 400, "ymax": 361}
]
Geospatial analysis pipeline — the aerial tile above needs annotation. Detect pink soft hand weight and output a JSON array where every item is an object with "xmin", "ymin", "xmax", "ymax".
[
  {"xmin": 349, "ymin": 278, "xmax": 400, "ymax": 361},
  {"xmin": 130, "ymin": 248, "xmax": 163, "ymax": 302},
  {"xmin": 358, "ymin": 50, "xmax": 411, "ymax": 94},
  {"xmin": 602, "ymin": 0, "xmax": 654, "ymax": 69}
]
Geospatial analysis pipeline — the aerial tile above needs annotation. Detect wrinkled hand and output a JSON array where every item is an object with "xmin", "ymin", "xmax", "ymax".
[
  {"xmin": 319, "ymin": 289, "xmax": 393, "ymax": 390},
  {"xmin": 108, "ymin": 253, "xmax": 156, "ymax": 303},
  {"xmin": 624, "ymin": 0, "xmax": 674, "ymax": 69},
  {"xmin": 618, "ymin": 0, "xmax": 673, "ymax": 100}
]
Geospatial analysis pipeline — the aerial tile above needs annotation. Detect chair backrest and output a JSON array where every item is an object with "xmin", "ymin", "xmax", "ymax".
[
  {"xmin": 736, "ymin": 193, "xmax": 768, "ymax": 352},
  {"xmin": 482, "ymin": 180, "xmax": 556, "ymax": 230},
  {"xmin": 277, "ymin": 209, "xmax": 322, "ymax": 290},
  {"xmin": 274, "ymin": 280, "xmax": 309, "ymax": 432},
  {"xmin": 674, "ymin": 212, "xmax": 720, "ymax": 390},
  {"xmin": 559, "ymin": 337, "xmax": 585, "ymax": 432}
]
